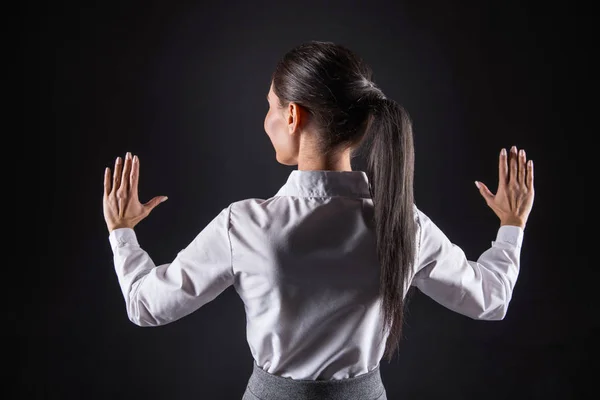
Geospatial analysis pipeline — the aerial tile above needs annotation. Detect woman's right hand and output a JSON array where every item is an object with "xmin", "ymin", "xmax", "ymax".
[{"xmin": 475, "ymin": 146, "xmax": 535, "ymax": 229}]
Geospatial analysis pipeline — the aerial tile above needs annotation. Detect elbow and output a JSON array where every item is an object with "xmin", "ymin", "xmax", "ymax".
[
  {"xmin": 127, "ymin": 309, "xmax": 155, "ymax": 327},
  {"xmin": 128, "ymin": 310, "xmax": 164, "ymax": 327},
  {"xmin": 126, "ymin": 298, "xmax": 163, "ymax": 327},
  {"xmin": 128, "ymin": 315, "xmax": 144, "ymax": 327},
  {"xmin": 478, "ymin": 275, "xmax": 514, "ymax": 321},
  {"xmin": 470, "ymin": 306, "xmax": 506, "ymax": 321},
  {"xmin": 128, "ymin": 313, "xmax": 155, "ymax": 327},
  {"xmin": 476, "ymin": 299, "xmax": 511, "ymax": 321},
  {"xmin": 485, "ymin": 306, "xmax": 507, "ymax": 321}
]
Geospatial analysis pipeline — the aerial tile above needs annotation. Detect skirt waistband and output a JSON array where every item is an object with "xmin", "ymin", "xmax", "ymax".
[{"xmin": 243, "ymin": 360, "xmax": 387, "ymax": 400}]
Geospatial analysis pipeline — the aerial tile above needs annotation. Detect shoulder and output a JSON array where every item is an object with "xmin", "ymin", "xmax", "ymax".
[
  {"xmin": 227, "ymin": 196, "xmax": 286, "ymax": 217},
  {"xmin": 230, "ymin": 197, "xmax": 271, "ymax": 210},
  {"xmin": 223, "ymin": 196, "xmax": 290, "ymax": 235}
]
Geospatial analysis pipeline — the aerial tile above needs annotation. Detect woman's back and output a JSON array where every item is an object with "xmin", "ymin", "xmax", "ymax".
[{"xmin": 231, "ymin": 170, "xmax": 387, "ymax": 380}]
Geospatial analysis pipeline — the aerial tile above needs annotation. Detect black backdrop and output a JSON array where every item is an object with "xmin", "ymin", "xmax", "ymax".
[{"xmin": 26, "ymin": 0, "xmax": 593, "ymax": 398}]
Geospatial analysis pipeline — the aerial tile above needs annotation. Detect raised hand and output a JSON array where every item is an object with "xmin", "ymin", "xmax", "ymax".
[
  {"xmin": 103, "ymin": 152, "xmax": 168, "ymax": 233},
  {"xmin": 475, "ymin": 146, "xmax": 535, "ymax": 229}
]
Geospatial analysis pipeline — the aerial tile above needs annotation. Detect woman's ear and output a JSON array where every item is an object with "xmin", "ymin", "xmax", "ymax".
[{"xmin": 287, "ymin": 102, "xmax": 311, "ymax": 135}]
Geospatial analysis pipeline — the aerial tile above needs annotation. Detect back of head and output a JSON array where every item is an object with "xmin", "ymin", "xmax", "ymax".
[{"xmin": 270, "ymin": 40, "xmax": 417, "ymax": 363}]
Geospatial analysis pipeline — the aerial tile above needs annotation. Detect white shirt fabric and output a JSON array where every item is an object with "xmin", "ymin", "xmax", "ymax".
[{"xmin": 108, "ymin": 170, "xmax": 524, "ymax": 380}]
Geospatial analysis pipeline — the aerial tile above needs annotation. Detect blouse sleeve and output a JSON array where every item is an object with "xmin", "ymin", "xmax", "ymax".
[
  {"xmin": 108, "ymin": 205, "xmax": 234, "ymax": 326},
  {"xmin": 411, "ymin": 207, "xmax": 524, "ymax": 320}
]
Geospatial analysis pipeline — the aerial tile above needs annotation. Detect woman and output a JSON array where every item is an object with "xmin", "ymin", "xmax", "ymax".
[{"xmin": 102, "ymin": 41, "xmax": 534, "ymax": 400}]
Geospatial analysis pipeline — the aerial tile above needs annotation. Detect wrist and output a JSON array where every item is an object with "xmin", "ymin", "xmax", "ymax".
[
  {"xmin": 108, "ymin": 224, "xmax": 134, "ymax": 233},
  {"xmin": 500, "ymin": 218, "xmax": 525, "ymax": 229}
]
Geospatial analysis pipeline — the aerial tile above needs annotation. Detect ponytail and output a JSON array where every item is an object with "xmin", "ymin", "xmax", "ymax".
[
  {"xmin": 269, "ymin": 39, "xmax": 418, "ymax": 362},
  {"xmin": 365, "ymin": 98, "xmax": 417, "ymax": 363}
]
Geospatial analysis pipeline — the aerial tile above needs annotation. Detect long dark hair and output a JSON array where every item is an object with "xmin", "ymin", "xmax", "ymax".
[{"xmin": 270, "ymin": 40, "xmax": 417, "ymax": 363}]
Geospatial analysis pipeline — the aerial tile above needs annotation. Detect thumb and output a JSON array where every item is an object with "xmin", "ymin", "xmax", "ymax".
[
  {"xmin": 144, "ymin": 196, "xmax": 168, "ymax": 213},
  {"xmin": 474, "ymin": 181, "xmax": 494, "ymax": 204}
]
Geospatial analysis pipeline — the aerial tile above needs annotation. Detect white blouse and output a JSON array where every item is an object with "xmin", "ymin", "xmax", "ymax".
[{"xmin": 108, "ymin": 170, "xmax": 524, "ymax": 380}]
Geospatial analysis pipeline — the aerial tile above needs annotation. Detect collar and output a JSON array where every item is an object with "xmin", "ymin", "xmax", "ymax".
[{"xmin": 274, "ymin": 170, "xmax": 371, "ymax": 198}]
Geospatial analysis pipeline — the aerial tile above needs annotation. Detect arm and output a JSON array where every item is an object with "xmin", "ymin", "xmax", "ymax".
[
  {"xmin": 411, "ymin": 207, "xmax": 524, "ymax": 320},
  {"xmin": 108, "ymin": 205, "xmax": 234, "ymax": 326}
]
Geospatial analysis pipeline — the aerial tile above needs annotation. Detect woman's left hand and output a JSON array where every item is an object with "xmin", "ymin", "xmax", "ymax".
[{"xmin": 103, "ymin": 152, "xmax": 168, "ymax": 233}]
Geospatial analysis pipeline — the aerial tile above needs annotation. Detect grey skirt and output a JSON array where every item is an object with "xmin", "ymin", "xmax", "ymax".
[{"xmin": 242, "ymin": 360, "xmax": 388, "ymax": 400}]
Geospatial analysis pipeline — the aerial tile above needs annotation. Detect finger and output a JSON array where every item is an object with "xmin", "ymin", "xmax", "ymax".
[
  {"xmin": 120, "ymin": 152, "xmax": 132, "ymax": 192},
  {"xmin": 112, "ymin": 157, "xmax": 122, "ymax": 194},
  {"xmin": 143, "ymin": 196, "xmax": 168, "ymax": 214},
  {"xmin": 498, "ymin": 148, "xmax": 508, "ymax": 188},
  {"xmin": 526, "ymin": 159, "xmax": 534, "ymax": 189},
  {"xmin": 517, "ymin": 149, "xmax": 526, "ymax": 185},
  {"xmin": 130, "ymin": 154, "xmax": 140, "ymax": 195},
  {"xmin": 509, "ymin": 146, "xmax": 518, "ymax": 185},
  {"xmin": 104, "ymin": 167, "xmax": 111, "ymax": 197},
  {"xmin": 475, "ymin": 181, "xmax": 495, "ymax": 204}
]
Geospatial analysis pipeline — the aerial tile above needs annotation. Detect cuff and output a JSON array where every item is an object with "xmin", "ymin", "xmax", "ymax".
[
  {"xmin": 108, "ymin": 228, "xmax": 139, "ymax": 252},
  {"xmin": 495, "ymin": 225, "xmax": 524, "ymax": 248}
]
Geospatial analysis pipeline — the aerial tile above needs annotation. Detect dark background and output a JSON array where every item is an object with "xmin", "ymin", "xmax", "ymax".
[{"xmin": 25, "ymin": 0, "xmax": 593, "ymax": 399}]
